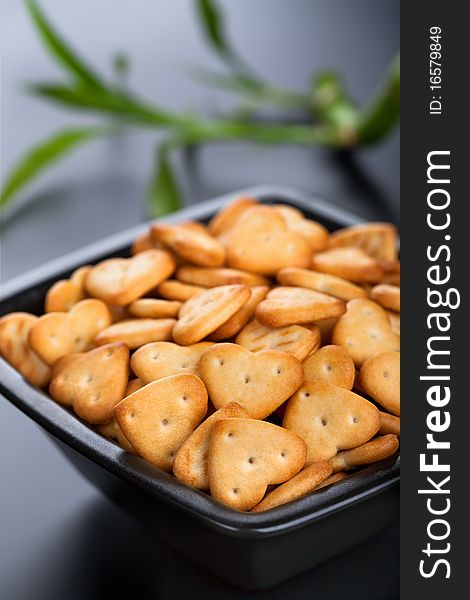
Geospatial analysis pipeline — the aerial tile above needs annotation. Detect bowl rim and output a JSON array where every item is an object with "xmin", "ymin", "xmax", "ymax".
[{"xmin": 0, "ymin": 184, "xmax": 400, "ymax": 539}]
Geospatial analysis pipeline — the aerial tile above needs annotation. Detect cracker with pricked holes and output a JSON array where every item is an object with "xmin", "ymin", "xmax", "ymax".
[
  {"xmin": 85, "ymin": 249, "xmax": 175, "ymax": 307},
  {"xmin": 275, "ymin": 206, "xmax": 329, "ymax": 252},
  {"xmin": 359, "ymin": 350, "xmax": 400, "ymax": 416},
  {"xmin": 208, "ymin": 196, "xmax": 258, "ymax": 237},
  {"xmin": 127, "ymin": 298, "xmax": 182, "ymax": 319},
  {"xmin": 277, "ymin": 267, "xmax": 367, "ymax": 301},
  {"xmin": 151, "ymin": 222, "xmax": 225, "ymax": 267},
  {"xmin": 330, "ymin": 434, "xmax": 399, "ymax": 472},
  {"xmin": 114, "ymin": 373, "xmax": 208, "ymax": 471},
  {"xmin": 371, "ymin": 284, "xmax": 400, "ymax": 312},
  {"xmin": 0, "ymin": 312, "xmax": 51, "ymax": 387},
  {"xmin": 379, "ymin": 411, "xmax": 400, "ymax": 436},
  {"xmin": 332, "ymin": 299, "xmax": 400, "ymax": 367},
  {"xmin": 157, "ymin": 280, "xmax": 206, "ymax": 301},
  {"xmin": 236, "ymin": 319, "xmax": 320, "ymax": 361},
  {"xmin": 173, "ymin": 402, "xmax": 249, "ymax": 489},
  {"xmin": 208, "ymin": 418, "xmax": 307, "ymax": 511},
  {"xmin": 251, "ymin": 461, "xmax": 333, "ymax": 512},
  {"xmin": 209, "ymin": 285, "xmax": 269, "ymax": 341},
  {"xmin": 131, "ymin": 341, "xmax": 214, "ymax": 383},
  {"xmin": 95, "ymin": 318, "xmax": 175, "ymax": 350},
  {"xmin": 255, "ymin": 286, "xmax": 346, "ymax": 328},
  {"xmin": 303, "ymin": 345, "xmax": 355, "ymax": 390},
  {"xmin": 176, "ymin": 266, "xmax": 269, "ymax": 288},
  {"xmin": 49, "ymin": 342, "xmax": 129, "ymax": 424},
  {"xmin": 329, "ymin": 222, "xmax": 398, "ymax": 261},
  {"xmin": 173, "ymin": 285, "xmax": 250, "ymax": 345},
  {"xmin": 312, "ymin": 247, "xmax": 383, "ymax": 283},
  {"xmin": 199, "ymin": 343, "xmax": 304, "ymax": 419},
  {"xmin": 283, "ymin": 380, "xmax": 380, "ymax": 464},
  {"xmin": 225, "ymin": 206, "xmax": 312, "ymax": 275},
  {"xmin": 45, "ymin": 266, "xmax": 91, "ymax": 313},
  {"xmin": 29, "ymin": 299, "xmax": 112, "ymax": 365}
]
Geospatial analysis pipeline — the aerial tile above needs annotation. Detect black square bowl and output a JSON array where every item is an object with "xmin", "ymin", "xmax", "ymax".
[{"xmin": 0, "ymin": 185, "xmax": 399, "ymax": 590}]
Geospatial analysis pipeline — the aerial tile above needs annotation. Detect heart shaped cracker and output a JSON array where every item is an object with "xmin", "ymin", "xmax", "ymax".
[
  {"xmin": 0, "ymin": 312, "xmax": 51, "ymax": 387},
  {"xmin": 85, "ymin": 249, "xmax": 176, "ymax": 306},
  {"xmin": 255, "ymin": 286, "xmax": 346, "ymax": 328},
  {"xmin": 94, "ymin": 318, "xmax": 176, "ymax": 349},
  {"xmin": 359, "ymin": 350, "xmax": 400, "ymax": 415},
  {"xmin": 251, "ymin": 461, "xmax": 333, "ymax": 512},
  {"xmin": 208, "ymin": 196, "xmax": 258, "ymax": 237},
  {"xmin": 45, "ymin": 266, "xmax": 91, "ymax": 312},
  {"xmin": 236, "ymin": 319, "xmax": 320, "ymax": 361},
  {"xmin": 131, "ymin": 341, "xmax": 214, "ymax": 383},
  {"xmin": 209, "ymin": 285, "xmax": 269, "ymax": 341},
  {"xmin": 151, "ymin": 223, "xmax": 226, "ymax": 267},
  {"xmin": 225, "ymin": 206, "xmax": 312, "ymax": 275},
  {"xmin": 49, "ymin": 342, "xmax": 129, "ymax": 424},
  {"xmin": 208, "ymin": 418, "xmax": 307, "ymax": 510},
  {"xmin": 114, "ymin": 373, "xmax": 208, "ymax": 471},
  {"xmin": 330, "ymin": 434, "xmax": 399, "ymax": 472},
  {"xmin": 283, "ymin": 380, "xmax": 380, "ymax": 464},
  {"xmin": 199, "ymin": 343, "xmax": 304, "ymax": 419},
  {"xmin": 312, "ymin": 247, "xmax": 383, "ymax": 282},
  {"xmin": 371, "ymin": 284, "xmax": 400, "ymax": 313},
  {"xmin": 277, "ymin": 267, "xmax": 367, "ymax": 301},
  {"xmin": 173, "ymin": 285, "xmax": 250, "ymax": 345},
  {"xmin": 275, "ymin": 206, "xmax": 329, "ymax": 252},
  {"xmin": 29, "ymin": 299, "xmax": 112, "ymax": 365},
  {"xmin": 127, "ymin": 298, "xmax": 182, "ymax": 319},
  {"xmin": 173, "ymin": 402, "xmax": 249, "ymax": 489},
  {"xmin": 332, "ymin": 298, "xmax": 400, "ymax": 367},
  {"xmin": 303, "ymin": 345, "xmax": 355, "ymax": 390},
  {"xmin": 176, "ymin": 266, "xmax": 269, "ymax": 288},
  {"xmin": 329, "ymin": 222, "xmax": 398, "ymax": 261},
  {"xmin": 157, "ymin": 280, "xmax": 206, "ymax": 301}
]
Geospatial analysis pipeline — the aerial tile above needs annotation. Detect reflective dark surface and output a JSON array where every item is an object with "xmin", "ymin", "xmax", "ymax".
[{"xmin": 1, "ymin": 1, "xmax": 399, "ymax": 598}]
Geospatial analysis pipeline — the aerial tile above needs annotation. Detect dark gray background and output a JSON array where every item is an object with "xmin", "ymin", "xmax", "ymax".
[{"xmin": 0, "ymin": 1, "xmax": 399, "ymax": 598}]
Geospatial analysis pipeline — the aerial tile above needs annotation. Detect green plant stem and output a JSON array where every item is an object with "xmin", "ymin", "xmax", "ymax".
[{"xmin": 358, "ymin": 55, "xmax": 400, "ymax": 144}]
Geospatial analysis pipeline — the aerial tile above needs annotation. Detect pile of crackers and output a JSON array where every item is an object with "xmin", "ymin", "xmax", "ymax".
[{"xmin": 0, "ymin": 197, "xmax": 400, "ymax": 512}]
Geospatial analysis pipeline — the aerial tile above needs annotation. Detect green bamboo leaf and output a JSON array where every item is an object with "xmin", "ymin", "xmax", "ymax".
[
  {"xmin": 29, "ymin": 83, "xmax": 181, "ymax": 126},
  {"xmin": 194, "ymin": 0, "xmax": 232, "ymax": 59},
  {"xmin": 25, "ymin": 0, "xmax": 104, "ymax": 89},
  {"xmin": 147, "ymin": 146, "xmax": 182, "ymax": 217},
  {"xmin": 0, "ymin": 127, "xmax": 110, "ymax": 208},
  {"xmin": 358, "ymin": 55, "xmax": 400, "ymax": 144}
]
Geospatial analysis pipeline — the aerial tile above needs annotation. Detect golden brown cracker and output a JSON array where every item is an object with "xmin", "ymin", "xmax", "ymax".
[
  {"xmin": 208, "ymin": 417, "xmax": 307, "ymax": 510},
  {"xmin": 85, "ymin": 250, "xmax": 175, "ymax": 306},
  {"xmin": 359, "ymin": 350, "xmax": 400, "ymax": 415},
  {"xmin": 173, "ymin": 285, "xmax": 250, "ymax": 345},
  {"xmin": 0, "ymin": 312, "xmax": 51, "ymax": 387},
  {"xmin": 251, "ymin": 461, "xmax": 333, "ymax": 512},
  {"xmin": 131, "ymin": 341, "xmax": 214, "ymax": 383},
  {"xmin": 199, "ymin": 343, "xmax": 304, "ymax": 419},
  {"xmin": 332, "ymin": 299, "xmax": 400, "ymax": 367},
  {"xmin": 49, "ymin": 342, "xmax": 129, "ymax": 424},
  {"xmin": 302, "ymin": 345, "xmax": 355, "ymax": 390},
  {"xmin": 114, "ymin": 373, "xmax": 208, "ymax": 471},
  {"xmin": 236, "ymin": 320, "xmax": 320, "ymax": 361},
  {"xmin": 94, "ymin": 318, "xmax": 176, "ymax": 350},
  {"xmin": 173, "ymin": 402, "xmax": 249, "ymax": 489},
  {"xmin": 283, "ymin": 380, "xmax": 380, "ymax": 464},
  {"xmin": 255, "ymin": 286, "xmax": 346, "ymax": 328}
]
